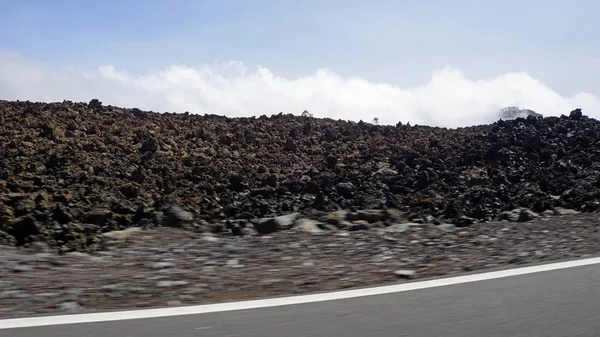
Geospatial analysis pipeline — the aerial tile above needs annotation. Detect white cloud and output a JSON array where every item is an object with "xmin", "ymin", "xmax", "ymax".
[{"xmin": 1, "ymin": 52, "xmax": 598, "ymax": 128}]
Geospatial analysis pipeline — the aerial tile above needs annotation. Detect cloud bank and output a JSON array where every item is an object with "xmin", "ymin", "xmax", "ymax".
[{"xmin": 1, "ymin": 52, "xmax": 598, "ymax": 128}]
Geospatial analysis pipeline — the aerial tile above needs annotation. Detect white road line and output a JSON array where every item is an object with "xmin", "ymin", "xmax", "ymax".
[{"xmin": 1, "ymin": 256, "xmax": 600, "ymax": 330}]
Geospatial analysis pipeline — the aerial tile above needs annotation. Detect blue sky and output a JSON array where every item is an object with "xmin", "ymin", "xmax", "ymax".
[{"xmin": 1, "ymin": 0, "xmax": 599, "ymax": 126}]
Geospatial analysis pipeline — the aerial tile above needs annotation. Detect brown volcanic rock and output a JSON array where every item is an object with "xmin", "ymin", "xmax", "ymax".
[{"xmin": 1, "ymin": 99, "xmax": 600, "ymax": 250}]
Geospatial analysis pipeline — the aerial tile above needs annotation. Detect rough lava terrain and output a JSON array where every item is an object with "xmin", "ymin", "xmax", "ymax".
[{"xmin": 0, "ymin": 99, "xmax": 599, "ymax": 317}]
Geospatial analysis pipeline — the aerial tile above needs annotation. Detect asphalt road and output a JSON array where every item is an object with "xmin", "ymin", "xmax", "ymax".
[{"xmin": 2, "ymin": 262, "xmax": 600, "ymax": 337}]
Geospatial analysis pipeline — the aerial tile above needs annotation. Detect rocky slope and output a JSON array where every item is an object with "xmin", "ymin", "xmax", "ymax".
[{"xmin": 0, "ymin": 99, "xmax": 599, "ymax": 252}]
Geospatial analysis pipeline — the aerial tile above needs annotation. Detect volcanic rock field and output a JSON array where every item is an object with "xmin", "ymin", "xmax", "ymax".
[{"xmin": 1, "ymin": 99, "xmax": 599, "ymax": 317}]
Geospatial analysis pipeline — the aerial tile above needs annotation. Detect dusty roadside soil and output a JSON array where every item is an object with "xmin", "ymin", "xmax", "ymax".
[{"xmin": 1, "ymin": 213, "xmax": 599, "ymax": 319}]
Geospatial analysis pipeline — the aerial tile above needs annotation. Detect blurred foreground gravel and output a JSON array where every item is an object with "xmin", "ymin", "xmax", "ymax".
[{"xmin": 1, "ymin": 212, "xmax": 599, "ymax": 318}]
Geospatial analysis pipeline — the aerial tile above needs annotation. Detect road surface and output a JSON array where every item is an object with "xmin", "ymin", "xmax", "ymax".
[{"xmin": 2, "ymin": 258, "xmax": 600, "ymax": 337}]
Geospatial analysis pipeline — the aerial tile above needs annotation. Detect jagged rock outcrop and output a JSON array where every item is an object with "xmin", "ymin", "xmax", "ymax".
[{"xmin": 498, "ymin": 106, "xmax": 543, "ymax": 119}]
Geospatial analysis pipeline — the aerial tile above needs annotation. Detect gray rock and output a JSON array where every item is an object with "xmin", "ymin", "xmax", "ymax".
[
  {"xmin": 11, "ymin": 264, "xmax": 33, "ymax": 273},
  {"xmin": 66, "ymin": 252, "xmax": 90, "ymax": 258},
  {"xmin": 80, "ymin": 208, "xmax": 113, "ymax": 226},
  {"xmin": 156, "ymin": 280, "xmax": 189, "ymax": 288},
  {"xmin": 240, "ymin": 227, "xmax": 258, "ymax": 236},
  {"xmin": 226, "ymin": 259, "xmax": 240, "ymax": 267},
  {"xmin": 102, "ymin": 227, "xmax": 143, "ymax": 241},
  {"xmin": 519, "ymin": 209, "xmax": 540, "ymax": 222},
  {"xmin": 259, "ymin": 278, "xmax": 285, "ymax": 286},
  {"xmin": 201, "ymin": 234, "xmax": 220, "ymax": 242},
  {"xmin": 373, "ymin": 167, "xmax": 398, "ymax": 176},
  {"xmin": 424, "ymin": 215, "xmax": 436, "ymax": 223},
  {"xmin": 553, "ymin": 207, "xmax": 580, "ymax": 216},
  {"xmin": 498, "ymin": 210, "xmax": 519, "ymax": 221},
  {"xmin": 542, "ymin": 210, "xmax": 555, "ymax": 217},
  {"xmin": 8, "ymin": 216, "xmax": 40, "ymax": 244},
  {"xmin": 283, "ymin": 138, "xmax": 297, "ymax": 152},
  {"xmin": 88, "ymin": 98, "xmax": 103, "ymax": 109},
  {"xmin": 26, "ymin": 241, "xmax": 52, "ymax": 254},
  {"xmin": 253, "ymin": 212, "xmax": 300, "ymax": 234},
  {"xmin": 296, "ymin": 219, "xmax": 323, "ymax": 234},
  {"xmin": 253, "ymin": 218, "xmax": 278, "ymax": 234},
  {"xmin": 67, "ymin": 289, "xmax": 84, "ymax": 296},
  {"xmin": 100, "ymin": 284, "xmax": 122, "ymax": 290},
  {"xmin": 384, "ymin": 208, "xmax": 406, "ymax": 222},
  {"xmin": 105, "ymin": 291, "xmax": 125, "ymax": 298},
  {"xmin": 569, "ymin": 108, "xmax": 583, "ymax": 120},
  {"xmin": 274, "ymin": 213, "xmax": 300, "ymax": 229},
  {"xmin": 380, "ymin": 223, "xmax": 412, "ymax": 233},
  {"xmin": 336, "ymin": 182, "xmax": 356, "ymax": 197},
  {"xmin": 333, "ymin": 220, "xmax": 354, "ymax": 230},
  {"xmin": 347, "ymin": 220, "xmax": 370, "ymax": 231},
  {"xmin": 436, "ymin": 223, "xmax": 456, "ymax": 231},
  {"xmin": 167, "ymin": 300, "xmax": 182, "ymax": 306},
  {"xmin": 58, "ymin": 301, "xmax": 84, "ymax": 312},
  {"xmin": 394, "ymin": 270, "xmax": 417, "ymax": 279},
  {"xmin": 498, "ymin": 208, "xmax": 539, "ymax": 222},
  {"xmin": 163, "ymin": 205, "xmax": 194, "ymax": 227},
  {"xmin": 455, "ymin": 216, "xmax": 476, "ymax": 227},
  {"xmin": 499, "ymin": 106, "xmax": 542, "ymax": 119},
  {"xmin": 156, "ymin": 268, "xmax": 186, "ymax": 275},
  {"xmin": 356, "ymin": 210, "xmax": 385, "ymax": 223},
  {"xmin": 151, "ymin": 262, "xmax": 176, "ymax": 269},
  {"xmin": 324, "ymin": 210, "xmax": 351, "ymax": 225},
  {"xmin": 320, "ymin": 223, "xmax": 338, "ymax": 231}
]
